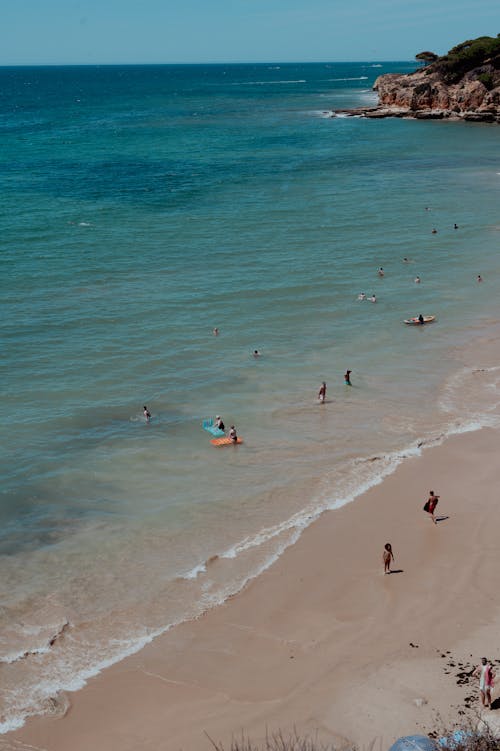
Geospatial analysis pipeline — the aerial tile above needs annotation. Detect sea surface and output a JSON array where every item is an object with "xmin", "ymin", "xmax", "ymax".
[{"xmin": 2, "ymin": 61, "xmax": 500, "ymax": 733}]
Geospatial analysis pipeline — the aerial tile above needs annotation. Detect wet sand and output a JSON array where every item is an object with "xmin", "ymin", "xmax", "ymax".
[{"xmin": 6, "ymin": 426, "xmax": 500, "ymax": 751}]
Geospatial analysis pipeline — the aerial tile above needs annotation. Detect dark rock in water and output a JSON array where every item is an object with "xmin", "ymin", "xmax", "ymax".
[{"xmin": 388, "ymin": 735, "xmax": 437, "ymax": 751}]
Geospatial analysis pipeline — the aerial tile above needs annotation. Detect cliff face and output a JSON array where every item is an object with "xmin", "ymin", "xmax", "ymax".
[{"xmin": 373, "ymin": 64, "xmax": 500, "ymax": 122}]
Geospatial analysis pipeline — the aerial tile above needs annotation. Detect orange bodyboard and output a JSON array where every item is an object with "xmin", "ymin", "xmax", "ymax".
[{"xmin": 210, "ymin": 437, "xmax": 243, "ymax": 446}]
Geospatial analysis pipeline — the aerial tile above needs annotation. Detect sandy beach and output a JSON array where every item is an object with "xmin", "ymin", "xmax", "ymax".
[{"xmin": 5, "ymin": 422, "xmax": 500, "ymax": 751}]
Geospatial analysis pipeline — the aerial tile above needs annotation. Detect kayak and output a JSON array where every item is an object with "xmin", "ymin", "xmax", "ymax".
[{"xmin": 404, "ymin": 315, "xmax": 436, "ymax": 325}]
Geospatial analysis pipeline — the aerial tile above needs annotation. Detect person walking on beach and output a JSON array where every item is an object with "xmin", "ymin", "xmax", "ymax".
[
  {"xmin": 344, "ymin": 369, "xmax": 352, "ymax": 386},
  {"xmin": 383, "ymin": 543, "xmax": 394, "ymax": 574},
  {"xmin": 423, "ymin": 490, "xmax": 439, "ymax": 524},
  {"xmin": 474, "ymin": 657, "xmax": 495, "ymax": 709},
  {"xmin": 318, "ymin": 381, "xmax": 327, "ymax": 403},
  {"xmin": 143, "ymin": 405, "xmax": 151, "ymax": 422}
]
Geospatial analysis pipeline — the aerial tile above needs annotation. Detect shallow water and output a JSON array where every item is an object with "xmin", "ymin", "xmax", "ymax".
[{"xmin": 2, "ymin": 61, "xmax": 500, "ymax": 732}]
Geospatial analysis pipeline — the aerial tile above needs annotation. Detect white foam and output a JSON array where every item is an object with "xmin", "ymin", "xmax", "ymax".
[
  {"xmin": 326, "ymin": 76, "xmax": 368, "ymax": 81},
  {"xmin": 0, "ymin": 644, "xmax": 51, "ymax": 664},
  {"xmin": 182, "ymin": 561, "xmax": 207, "ymax": 579},
  {"xmin": 233, "ymin": 80, "xmax": 306, "ymax": 86}
]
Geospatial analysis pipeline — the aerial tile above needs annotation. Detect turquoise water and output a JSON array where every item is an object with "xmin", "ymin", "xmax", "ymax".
[{"xmin": 2, "ymin": 62, "xmax": 500, "ymax": 732}]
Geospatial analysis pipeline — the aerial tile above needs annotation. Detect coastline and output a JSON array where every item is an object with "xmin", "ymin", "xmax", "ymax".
[
  {"xmin": 329, "ymin": 105, "xmax": 499, "ymax": 121},
  {"xmin": 6, "ymin": 421, "xmax": 500, "ymax": 751}
]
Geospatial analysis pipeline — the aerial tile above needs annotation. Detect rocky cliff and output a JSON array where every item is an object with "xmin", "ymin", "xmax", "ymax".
[{"xmin": 338, "ymin": 36, "xmax": 500, "ymax": 122}]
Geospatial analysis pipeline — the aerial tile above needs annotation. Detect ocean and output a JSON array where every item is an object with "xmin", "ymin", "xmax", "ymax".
[{"xmin": 2, "ymin": 61, "xmax": 500, "ymax": 733}]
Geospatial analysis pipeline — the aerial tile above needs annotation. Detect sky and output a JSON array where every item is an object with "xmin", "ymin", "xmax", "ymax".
[{"xmin": 2, "ymin": 0, "xmax": 499, "ymax": 65}]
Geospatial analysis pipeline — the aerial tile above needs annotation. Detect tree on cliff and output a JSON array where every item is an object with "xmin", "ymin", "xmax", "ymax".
[{"xmin": 416, "ymin": 51, "xmax": 438, "ymax": 65}]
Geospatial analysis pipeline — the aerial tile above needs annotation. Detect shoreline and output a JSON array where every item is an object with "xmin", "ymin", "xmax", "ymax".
[
  {"xmin": 329, "ymin": 105, "xmax": 499, "ymax": 122},
  {"xmin": 6, "ymin": 421, "xmax": 500, "ymax": 750}
]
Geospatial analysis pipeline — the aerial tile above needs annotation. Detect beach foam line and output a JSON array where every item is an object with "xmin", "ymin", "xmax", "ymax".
[
  {"xmin": 219, "ymin": 414, "xmax": 498, "ymax": 565},
  {"xmin": 3, "ymin": 415, "xmax": 497, "ymax": 737}
]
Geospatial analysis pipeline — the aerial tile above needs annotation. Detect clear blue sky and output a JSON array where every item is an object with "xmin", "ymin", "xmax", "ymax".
[{"xmin": 2, "ymin": 0, "xmax": 499, "ymax": 65}]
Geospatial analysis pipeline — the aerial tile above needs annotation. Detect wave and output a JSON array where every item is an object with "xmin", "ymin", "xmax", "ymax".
[
  {"xmin": 326, "ymin": 76, "xmax": 368, "ymax": 81},
  {"xmin": 232, "ymin": 80, "xmax": 306, "ymax": 86}
]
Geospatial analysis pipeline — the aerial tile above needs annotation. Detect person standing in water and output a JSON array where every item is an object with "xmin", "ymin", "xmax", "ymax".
[
  {"xmin": 228, "ymin": 425, "xmax": 238, "ymax": 443},
  {"xmin": 344, "ymin": 369, "xmax": 352, "ymax": 386},
  {"xmin": 143, "ymin": 406, "xmax": 151, "ymax": 422},
  {"xmin": 383, "ymin": 543, "xmax": 394, "ymax": 574},
  {"xmin": 318, "ymin": 381, "xmax": 327, "ymax": 403},
  {"xmin": 215, "ymin": 415, "xmax": 225, "ymax": 431},
  {"xmin": 423, "ymin": 490, "xmax": 439, "ymax": 523}
]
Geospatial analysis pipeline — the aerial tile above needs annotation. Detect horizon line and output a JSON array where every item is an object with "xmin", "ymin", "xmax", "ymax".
[{"xmin": 0, "ymin": 59, "xmax": 416, "ymax": 68}]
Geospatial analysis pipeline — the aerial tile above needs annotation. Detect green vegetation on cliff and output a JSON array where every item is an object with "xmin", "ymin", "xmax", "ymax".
[{"xmin": 417, "ymin": 35, "xmax": 500, "ymax": 84}]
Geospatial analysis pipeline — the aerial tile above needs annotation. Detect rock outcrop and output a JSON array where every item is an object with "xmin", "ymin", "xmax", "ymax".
[{"xmin": 334, "ymin": 36, "xmax": 500, "ymax": 122}]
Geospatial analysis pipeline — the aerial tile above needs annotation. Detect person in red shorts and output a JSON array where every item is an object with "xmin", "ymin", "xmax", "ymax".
[{"xmin": 423, "ymin": 490, "xmax": 439, "ymax": 524}]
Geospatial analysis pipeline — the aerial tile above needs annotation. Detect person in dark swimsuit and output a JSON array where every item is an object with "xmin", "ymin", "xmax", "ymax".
[
  {"xmin": 143, "ymin": 405, "xmax": 151, "ymax": 422},
  {"xmin": 383, "ymin": 543, "xmax": 394, "ymax": 574}
]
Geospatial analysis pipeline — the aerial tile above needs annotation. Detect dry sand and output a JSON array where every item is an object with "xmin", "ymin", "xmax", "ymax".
[{"xmin": 5, "ymin": 426, "xmax": 500, "ymax": 751}]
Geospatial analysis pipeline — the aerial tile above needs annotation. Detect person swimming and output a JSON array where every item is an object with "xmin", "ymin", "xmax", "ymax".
[
  {"xmin": 377, "ymin": 267, "xmax": 385, "ymax": 277},
  {"xmin": 368, "ymin": 294, "xmax": 377, "ymax": 303},
  {"xmin": 357, "ymin": 292, "xmax": 366, "ymax": 301},
  {"xmin": 414, "ymin": 276, "xmax": 421, "ymax": 284},
  {"xmin": 143, "ymin": 405, "xmax": 151, "ymax": 422},
  {"xmin": 253, "ymin": 350, "xmax": 262, "ymax": 357}
]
